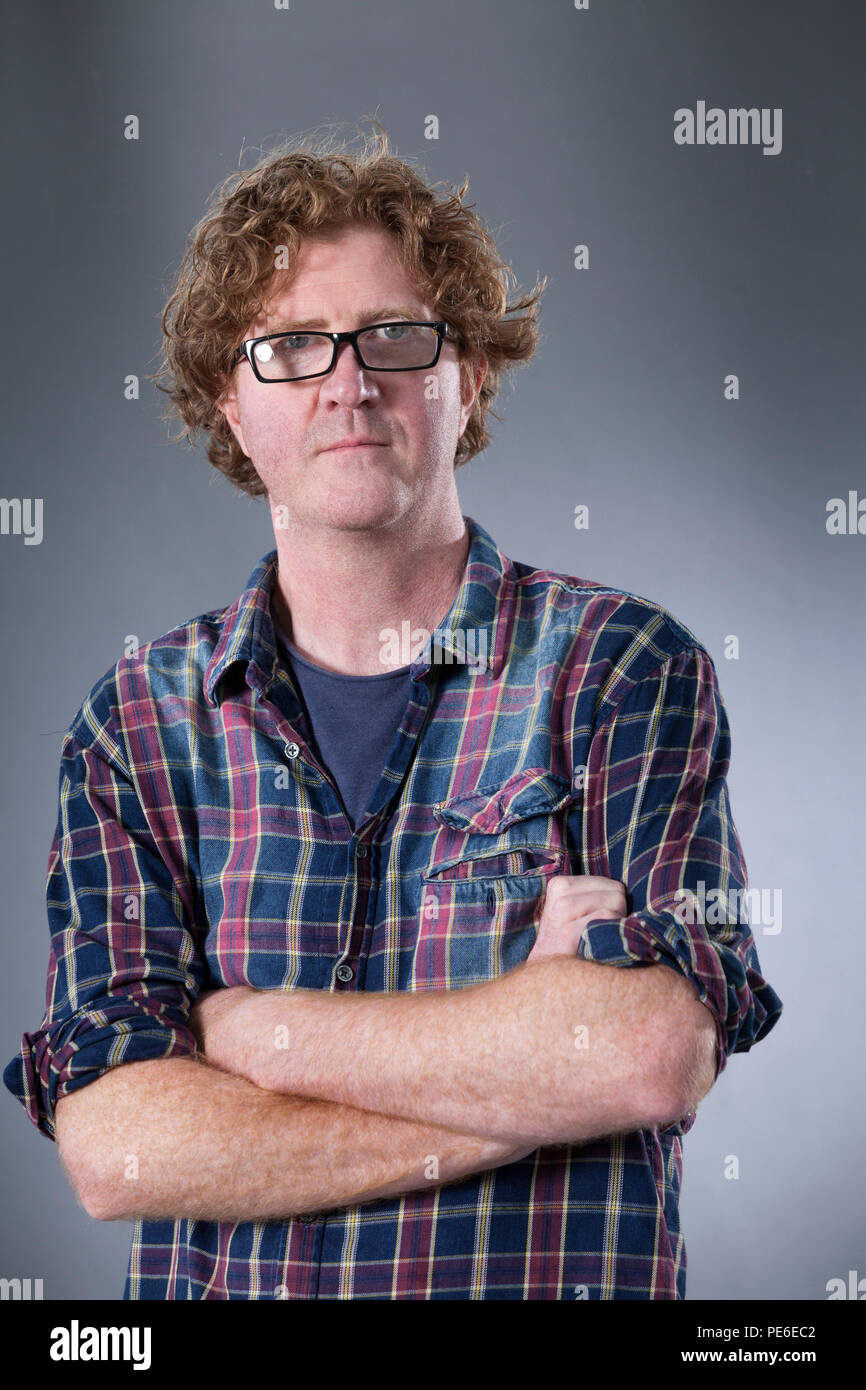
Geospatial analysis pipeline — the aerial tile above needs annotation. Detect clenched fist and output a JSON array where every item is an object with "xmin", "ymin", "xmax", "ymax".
[{"xmin": 526, "ymin": 869, "xmax": 627, "ymax": 963}]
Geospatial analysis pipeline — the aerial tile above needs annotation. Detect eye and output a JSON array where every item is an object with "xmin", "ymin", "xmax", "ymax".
[
  {"xmin": 375, "ymin": 323, "xmax": 413, "ymax": 340},
  {"xmin": 280, "ymin": 334, "xmax": 313, "ymax": 350}
]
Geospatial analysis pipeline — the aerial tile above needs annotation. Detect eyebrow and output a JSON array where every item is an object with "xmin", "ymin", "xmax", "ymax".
[{"xmin": 265, "ymin": 305, "xmax": 430, "ymax": 332}]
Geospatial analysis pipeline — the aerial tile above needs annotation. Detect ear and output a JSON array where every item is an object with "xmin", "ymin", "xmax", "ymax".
[
  {"xmin": 217, "ymin": 380, "xmax": 249, "ymax": 457},
  {"xmin": 459, "ymin": 351, "xmax": 488, "ymax": 436}
]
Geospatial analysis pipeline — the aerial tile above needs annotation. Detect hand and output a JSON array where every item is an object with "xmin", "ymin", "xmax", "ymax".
[
  {"xmin": 526, "ymin": 868, "xmax": 627, "ymax": 964},
  {"xmin": 188, "ymin": 984, "xmax": 256, "ymax": 1062},
  {"xmin": 483, "ymin": 1135, "xmax": 543, "ymax": 1168}
]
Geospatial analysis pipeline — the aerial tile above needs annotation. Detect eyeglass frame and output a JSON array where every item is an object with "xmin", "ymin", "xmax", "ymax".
[{"xmin": 232, "ymin": 319, "xmax": 456, "ymax": 383}]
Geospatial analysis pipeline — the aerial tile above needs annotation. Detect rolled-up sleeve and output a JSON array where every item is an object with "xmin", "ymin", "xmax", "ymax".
[
  {"xmin": 4, "ymin": 718, "xmax": 205, "ymax": 1142},
  {"xmin": 576, "ymin": 644, "xmax": 783, "ymax": 1089}
]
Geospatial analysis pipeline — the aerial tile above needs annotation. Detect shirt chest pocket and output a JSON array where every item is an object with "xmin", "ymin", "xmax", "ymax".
[{"xmin": 413, "ymin": 768, "xmax": 576, "ymax": 987}]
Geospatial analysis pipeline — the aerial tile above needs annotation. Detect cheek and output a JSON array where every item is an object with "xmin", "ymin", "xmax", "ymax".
[
  {"xmin": 415, "ymin": 372, "xmax": 461, "ymax": 436},
  {"xmin": 431, "ymin": 361, "xmax": 464, "ymax": 406},
  {"xmin": 237, "ymin": 393, "xmax": 301, "ymax": 460}
]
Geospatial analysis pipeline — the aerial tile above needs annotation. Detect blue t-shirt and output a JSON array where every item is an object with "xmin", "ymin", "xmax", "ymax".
[{"xmin": 275, "ymin": 626, "xmax": 413, "ymax": 830}]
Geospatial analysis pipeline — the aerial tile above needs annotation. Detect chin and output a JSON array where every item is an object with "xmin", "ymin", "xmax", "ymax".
[{"xmin": 306, "ymin": 485, "xmax": 413, "ymax": 533}]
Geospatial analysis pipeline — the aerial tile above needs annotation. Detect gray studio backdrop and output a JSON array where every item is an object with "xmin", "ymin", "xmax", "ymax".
[{"xmin": 1, "ymin": 0, "xmax": 863, "ymax": 1300}]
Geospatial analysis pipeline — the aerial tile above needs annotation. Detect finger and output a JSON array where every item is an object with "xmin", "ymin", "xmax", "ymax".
[
  {"xmin": 543, "ymin": 876, "xmax": 625, "ymax": 908},
  {"xmin": 570, "ymin": 875, "xmax": 623, "ymax": 890}
]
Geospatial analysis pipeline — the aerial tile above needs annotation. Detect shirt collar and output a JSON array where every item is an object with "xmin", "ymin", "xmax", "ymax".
[{"xmin": 203, "ymin": 513, "xmax": 511, "ymax": 707}]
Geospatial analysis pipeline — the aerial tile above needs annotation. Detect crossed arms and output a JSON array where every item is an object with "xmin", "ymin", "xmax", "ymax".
[
  {"xmin": 51, "ymin": 646, "xmax": 738, "ymax": 1225},
  {"xmin": 55, "ymin": 876, "xmax": 718, "ymax": 1224}
]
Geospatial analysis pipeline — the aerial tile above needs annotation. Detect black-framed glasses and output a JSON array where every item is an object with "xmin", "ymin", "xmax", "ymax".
[{"xmin": 232, "ymin": 320, "xmax": 454, "ymax": 383}]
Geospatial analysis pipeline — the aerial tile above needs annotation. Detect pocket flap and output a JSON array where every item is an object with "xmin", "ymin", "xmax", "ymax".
[
  {"xmin": 434, "ymin": 767, "xmax": 575, "ymax": 833},
  {"xmin": 423, "ymin": 845, "xmax": 565, "ymax": 881}
]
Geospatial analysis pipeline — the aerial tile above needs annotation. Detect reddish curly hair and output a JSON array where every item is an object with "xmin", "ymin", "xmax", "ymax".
[{"xmin": 152, "ymin": 119, "xmax": 547, "ymax": 497}]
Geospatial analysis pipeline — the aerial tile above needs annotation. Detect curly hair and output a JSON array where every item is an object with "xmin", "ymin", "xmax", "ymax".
[{"xmin": 152, "ymin": 118, "xmax": 547, "ymax": 497}]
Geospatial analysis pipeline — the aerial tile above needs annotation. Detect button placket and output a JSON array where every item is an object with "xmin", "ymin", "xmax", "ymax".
[
  {"xmin": 257, "ymin": 684, "xmax": 349, "ymax": 820},
  {"xmin": 334, "ymin": 836, "xmax": 374, "ymax": 986}
]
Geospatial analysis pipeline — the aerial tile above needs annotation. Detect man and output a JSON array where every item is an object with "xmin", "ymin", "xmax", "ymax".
[{"xmin": 5, "ymin": 128, "xmax": 782, "ymax": 1300}]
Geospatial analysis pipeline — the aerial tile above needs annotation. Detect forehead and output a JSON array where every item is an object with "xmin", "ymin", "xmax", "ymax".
[{"xmin": 254, "ymin": 224, "xmax": 430, "ymax": 332}]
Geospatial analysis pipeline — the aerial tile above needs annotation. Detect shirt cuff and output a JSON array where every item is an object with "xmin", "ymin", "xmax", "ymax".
[
  {"xmin": 575, "ymin": 904, "xmax": 766, "ymax": 1085},
  {"xmin": 4, "ymin": 1010, "xmax": 199, "ymax": 1143}
]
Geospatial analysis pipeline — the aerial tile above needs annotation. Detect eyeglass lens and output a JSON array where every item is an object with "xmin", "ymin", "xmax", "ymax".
[{"xmin": 250, "ymin": 323, "xmax": 439, "ymax": 380}]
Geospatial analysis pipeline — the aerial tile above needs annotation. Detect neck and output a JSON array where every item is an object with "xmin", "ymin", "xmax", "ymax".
[{"xmin": 269, "ymin": 500, "xmax": 470, "ymax": 676}]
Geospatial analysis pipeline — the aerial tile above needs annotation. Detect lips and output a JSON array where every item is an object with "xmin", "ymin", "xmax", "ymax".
[{"xmin": 323, "ymin": 440, "xmax": 386, "ymax": 451}]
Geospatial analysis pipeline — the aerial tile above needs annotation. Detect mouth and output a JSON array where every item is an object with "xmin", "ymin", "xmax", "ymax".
[{"xmin": 322, "ymin": 442, "xmax": 387, "ymax": 452}]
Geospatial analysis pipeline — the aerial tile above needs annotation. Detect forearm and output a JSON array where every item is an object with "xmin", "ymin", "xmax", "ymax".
[
  {"xmin": 54, "ymin": 1055, "xmax": 525, "ymax": 1224},
  {"xmin": 205, "ymin": 957, "xmax": 691, "ymax": 1145}
]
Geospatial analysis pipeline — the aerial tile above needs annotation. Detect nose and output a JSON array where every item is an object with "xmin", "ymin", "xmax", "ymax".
[{"xmin": 321, "ymin": 338, "xmax": 378, "ymax": 406}]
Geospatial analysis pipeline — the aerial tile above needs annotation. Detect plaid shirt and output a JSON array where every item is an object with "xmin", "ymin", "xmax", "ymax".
[{"xmin": 4, "ymin": 514, "xmax": 782, "ymax": 1299}]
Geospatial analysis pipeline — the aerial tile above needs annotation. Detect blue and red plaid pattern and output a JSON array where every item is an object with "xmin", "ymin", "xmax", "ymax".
[{"xmin": 4, "ymin": 514, "xmax": 782, "ymax": 1298}]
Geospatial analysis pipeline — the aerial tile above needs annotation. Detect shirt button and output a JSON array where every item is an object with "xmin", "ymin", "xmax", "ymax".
[
  {"xmin": 284, "ymin": 742, "xmax": 300, "ymax": 759},
  {"xmin": 298, "ymin": 1214, "xmax": 316, "ymax": 1225},
  {"xmin": 335, "ymin": 963, "xmax": 354, "ymax": 983},
  {"xmin": 356, "ymin": 844, "xmax": 368, "ymax": 858}
]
